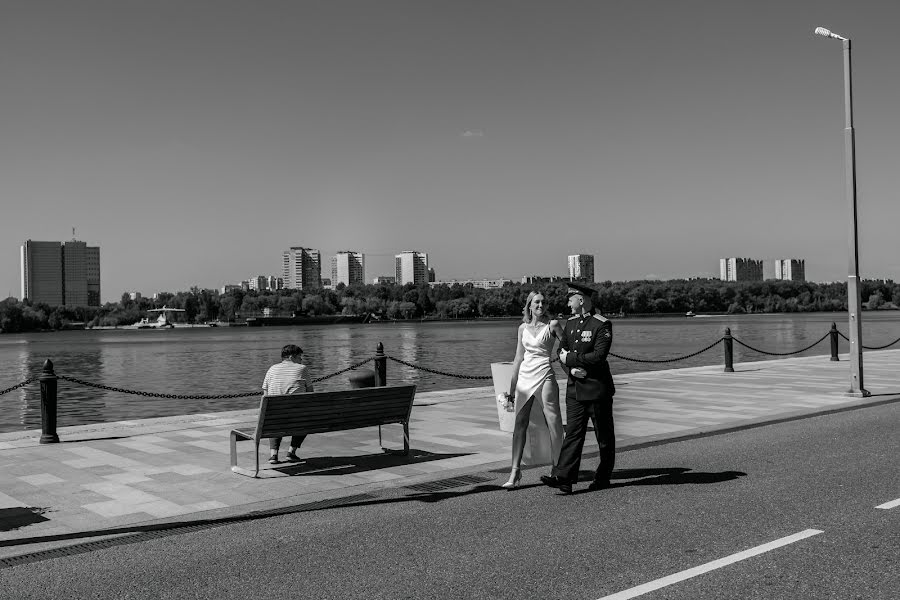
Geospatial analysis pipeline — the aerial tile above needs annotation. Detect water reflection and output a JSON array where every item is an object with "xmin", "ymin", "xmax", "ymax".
[{"xmin": 7, "ymin": 348, "xmax": 35, "ymax": 432}]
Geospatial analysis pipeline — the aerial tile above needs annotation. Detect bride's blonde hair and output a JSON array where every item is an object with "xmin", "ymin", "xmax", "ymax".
[{"xmin": 521, "ymin": 290, "xmax": 546, "ymax": 324}]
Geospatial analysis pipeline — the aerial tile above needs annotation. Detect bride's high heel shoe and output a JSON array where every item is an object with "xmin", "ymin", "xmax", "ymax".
[{"xmin": 501, "ymin": 468, "xmax": 522, "ymax": 490}]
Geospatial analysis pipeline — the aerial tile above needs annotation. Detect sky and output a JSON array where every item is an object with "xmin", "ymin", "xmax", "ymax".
[{"xmin": 2, "ymin": 1, "xmax": 900, "ymax": 302}]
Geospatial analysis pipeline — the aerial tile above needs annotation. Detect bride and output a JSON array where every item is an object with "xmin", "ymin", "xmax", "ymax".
[{"xmin": 500, "ymin": 290, "xmax": 565, "ymax": 489}]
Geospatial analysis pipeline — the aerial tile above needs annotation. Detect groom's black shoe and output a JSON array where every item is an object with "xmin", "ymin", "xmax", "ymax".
[
  {"xmin": 588, "ymin": 478, "xmax": 611, "ymax": 491},
  {"xmin": 541, "ymin": 475, "xmax": 573, "ymax": 494}
]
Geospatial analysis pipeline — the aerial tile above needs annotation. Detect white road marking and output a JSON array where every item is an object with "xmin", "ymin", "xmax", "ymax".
[
  {"xmin": 597, "ymin": 528, "xmax": 824, "ymax": 600},
  {"xmin": 875, "ymin": 497, "xmax": 900, "ymax": 510}
]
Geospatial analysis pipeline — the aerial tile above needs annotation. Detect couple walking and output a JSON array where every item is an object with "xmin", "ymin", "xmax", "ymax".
[{"xmin": 501, "ymin": 282, "xmax": 616, "ymax": 495}]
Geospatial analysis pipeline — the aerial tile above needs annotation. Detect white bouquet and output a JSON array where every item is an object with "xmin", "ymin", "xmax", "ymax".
[{"xmin": 497, "ymin": 392, "xmax": 515, "ymax": 413}]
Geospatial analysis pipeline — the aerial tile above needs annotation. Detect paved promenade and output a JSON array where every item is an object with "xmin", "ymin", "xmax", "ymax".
[{"xmin": 1, "ymin": 350, "xmax": 899, "ymax": 561}]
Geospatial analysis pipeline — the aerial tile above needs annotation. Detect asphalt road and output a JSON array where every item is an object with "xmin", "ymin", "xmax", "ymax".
[{"xmin": 2, "ymin": 401, "xmax": 898, "ymax": 600}]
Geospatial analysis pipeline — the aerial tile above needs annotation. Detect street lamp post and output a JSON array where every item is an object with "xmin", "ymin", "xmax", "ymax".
[{"xmin": 815, "ymin": 26, "xmax": 869, "ymax": 397}]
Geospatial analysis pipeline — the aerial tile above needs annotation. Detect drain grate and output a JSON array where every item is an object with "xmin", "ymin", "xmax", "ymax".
[
  {"xmin": 403, "ymin": 474, "xmax": 494, "ymax": 493},
  {"xmin": 0, "ymin": 493, "xmax": 376, "ymax": 570}
]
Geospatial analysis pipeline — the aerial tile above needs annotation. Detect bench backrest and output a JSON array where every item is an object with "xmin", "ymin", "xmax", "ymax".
[{"xmin": 255, "ymin": 384, "xmax": 417, "ymax": 440}]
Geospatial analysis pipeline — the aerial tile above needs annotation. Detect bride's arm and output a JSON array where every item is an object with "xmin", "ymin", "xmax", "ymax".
[{"xmin": 507, "ymin": 324, "xmax": 526, "ymax": 398}]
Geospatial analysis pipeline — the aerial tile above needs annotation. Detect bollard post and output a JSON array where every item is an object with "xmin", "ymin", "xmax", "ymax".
[
  {"xmin": 723, "ymin": 328, "xmax": 734, "ymax": 373},
  {"xmin": 374, "ymin": 342, "xmax": 387, "ymax": 387},
  {"xmin": 830, "ymin": 322, "xmax": 840, "ymax": 361},
  {"xmin": 39, "ymin": 359, "xmax": 60, "ymax": 444}
]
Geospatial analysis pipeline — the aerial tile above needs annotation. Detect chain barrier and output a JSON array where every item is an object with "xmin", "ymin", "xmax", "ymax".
[
  {"xmin": 731, "ymin": 331, "xmax": 830, "ymax": 356},
  {"xmin": 386, "ymin": 356, "xmax": 494, "ymax": 380},
  {"xmin": 609, "ymin": 337, "xmax": 724, "ymax": 364},
  {"xmin": 58, "ymin": 375, "xmax": 261, "ymax": 400},
  {"xmin": 861, "ymin": 335, "xmax": 900, "ymax": 350},
  {"xmin": 0, "ymin": 377, "xmax": 38, "ymax": 397},
  {"xmin": 56, "ymin": 358, "xmax": 376, "ymax": 400},
  {"xmin": 311, "ymin": 357, "xmax": 374, "ymax": 383},
  {"xmin": 836, "ymin": 330, "xmax": 900, "ymax": 350}
]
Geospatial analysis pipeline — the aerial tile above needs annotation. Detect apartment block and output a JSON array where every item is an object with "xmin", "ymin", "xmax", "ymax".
[
  {"xmin": 719, "ymin": 257, "xmax": 764, "ymax": 282},
  {"xmin": 568, "ymin": 254, "xmax": 595, "ymax": 282},
  {"xmin": 282, "ymin": 247, "xmax": 322, "ymax": 290},
  {"xmin": 774, "ymin": 259, "xmax": 806, "ymax": 282},
  {"xmin": 395, "ymin": 251, "xmax": 429, "ymax": 285},
  {"xmin": 331, "ymin": 251, "xmax": 365, "ymax": 287},
  {"xmin": 20, "ymin": 239, "xmax": 101, "ymax": 306}
]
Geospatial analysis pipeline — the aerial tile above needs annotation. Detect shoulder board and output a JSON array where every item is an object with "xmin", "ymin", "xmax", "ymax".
[
  {"xmin": 593, "ymin": 314, "xmax": 609, "ymax": 322},
  {"xmin": 567, "ymin": 315, "xmax": 580, "ymax": 321}
]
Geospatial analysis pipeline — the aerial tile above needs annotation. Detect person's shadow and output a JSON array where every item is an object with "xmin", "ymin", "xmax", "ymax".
[{"xmin": 574, "ymin": 467, "xmax": 746, "ymax": 489}]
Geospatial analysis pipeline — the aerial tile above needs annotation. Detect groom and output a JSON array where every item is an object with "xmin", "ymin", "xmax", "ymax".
[{"xmin": 541, "ymin": 282, "xmax": 616, "ymax": 495}]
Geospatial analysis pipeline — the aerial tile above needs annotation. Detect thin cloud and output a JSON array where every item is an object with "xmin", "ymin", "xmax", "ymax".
[{"xmin": 460, "ymin": 129, "xmax": 485, "ymax": 138}]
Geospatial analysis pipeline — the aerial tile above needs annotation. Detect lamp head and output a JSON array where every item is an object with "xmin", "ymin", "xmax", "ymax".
[{"xmin": 815, "ymin": 27, "xmax": 848, "ymax": 41}]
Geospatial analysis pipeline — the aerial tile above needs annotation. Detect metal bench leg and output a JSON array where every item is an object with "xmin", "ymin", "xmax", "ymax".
[
  {"xmin": 380, "ymin": 423, "xmax": 410, "ymax": 456},
  {"xmin": 230, "ymin": 431, "xmax": 261, "ymax": 478},
  {"xmin": 230, "ymin": 431, "xmax": 239, "ymax": 469}
]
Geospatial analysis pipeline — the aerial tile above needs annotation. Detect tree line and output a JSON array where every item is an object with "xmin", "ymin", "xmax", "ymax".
[{"xmin": 1, "ymin": 278, "xmax": 898, "ymax": 333}]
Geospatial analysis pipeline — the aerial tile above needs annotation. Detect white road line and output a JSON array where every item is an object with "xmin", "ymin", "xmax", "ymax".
[
  {"xmin": 597, "ymin": 529, "xmax": 824, "ymax": 600},
  {"xmin": 875, "ymin": 498, "xmax": 900, "ymax": 510}
]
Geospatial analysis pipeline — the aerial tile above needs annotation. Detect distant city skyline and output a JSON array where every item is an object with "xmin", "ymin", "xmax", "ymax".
[{"xmin": 4, "ymin": 2, "xmax": 900, "ymax": 301}]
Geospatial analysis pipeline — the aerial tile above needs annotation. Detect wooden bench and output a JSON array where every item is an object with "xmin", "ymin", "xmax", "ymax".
[{"xmin": 230, "ymin": 384, "xmax": 417, "ymax": 478}]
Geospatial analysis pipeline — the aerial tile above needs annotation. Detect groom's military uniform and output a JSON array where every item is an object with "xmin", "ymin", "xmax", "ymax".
[{"xmin": 551, "ymin": 282, "xmax": 617, "ymax": 487}]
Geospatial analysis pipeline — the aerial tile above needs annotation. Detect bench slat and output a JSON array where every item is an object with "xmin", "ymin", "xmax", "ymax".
[{"xmin": 262, "ymin": 402, "xmax": 411, "ymax": 419}]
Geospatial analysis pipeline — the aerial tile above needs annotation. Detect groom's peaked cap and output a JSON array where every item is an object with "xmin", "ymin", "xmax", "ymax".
[{"xmin": 565, "ymin": 282, "xmax": 596, "ymax": 298}]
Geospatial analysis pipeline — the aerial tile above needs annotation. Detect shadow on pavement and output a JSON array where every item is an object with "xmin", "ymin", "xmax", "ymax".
[
  {"xmin": 272, "ymin": 449, "xmax": 472, "ymax": 476},
  {"xmin": 575, "ymin": 467, "xmax": 747, "ymax": 488},
  {"xmin": 0, "ymin": 508, "xmax": 50, "ymax": 532}
]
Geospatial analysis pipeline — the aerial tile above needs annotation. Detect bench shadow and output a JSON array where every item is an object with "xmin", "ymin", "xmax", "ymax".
[
  {"xmin": 0, "ymin": 507, "xmax": 50, "ymax": 532},
  {"xmin": 271, "ymin": 449, "xmax": 472, "ymax": 477}
]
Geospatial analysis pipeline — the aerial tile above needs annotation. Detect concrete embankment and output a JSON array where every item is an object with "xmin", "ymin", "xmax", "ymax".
[{"xmin": 1, "ymin": 350, "xmax": 899, "ymax": 560}]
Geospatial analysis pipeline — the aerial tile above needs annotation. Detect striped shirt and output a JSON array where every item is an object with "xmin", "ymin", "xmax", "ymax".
[{"xmin": 262, "ymin": 360, "xmax": 313, "ymax": 396}]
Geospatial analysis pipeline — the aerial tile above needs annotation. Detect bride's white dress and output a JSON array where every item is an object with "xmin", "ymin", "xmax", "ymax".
[{"xmin": 515, "ymin": 323, "xmax": 564, "ymax": 466}]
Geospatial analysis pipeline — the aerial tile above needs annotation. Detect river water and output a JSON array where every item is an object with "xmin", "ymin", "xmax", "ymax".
[{"xmin": 2, "ymin": 312, "xmax": 899, "ymax": 433}]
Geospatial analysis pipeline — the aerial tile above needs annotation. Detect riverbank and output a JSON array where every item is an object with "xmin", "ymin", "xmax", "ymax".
[{"xmin": 2, "ymin": 349, "xmax": 898, "ymax": 560}]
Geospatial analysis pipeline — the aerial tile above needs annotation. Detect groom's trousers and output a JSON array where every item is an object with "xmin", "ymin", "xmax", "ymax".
[{"xmin": 552, "ymin": 396, "xmax": 615, "ymax": 484}]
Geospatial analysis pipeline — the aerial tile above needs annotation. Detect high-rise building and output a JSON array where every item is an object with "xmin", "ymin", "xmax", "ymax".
[
  {"xmin": 568, "ymin": 254, "xmax": 595, "ymax": 282},
  {"xmin": 85, "ymin": 245, "xmax": 101, "ymax": 306},
  {"xmin": 331, "ymin": 251, "xmax": 365, "ymax": 287},
  {"xmin": 720, "ymin": 257, "xmax": 764, "ymax": 282},
  {"xmin": 266, "ymin": 276, "xmax": 283, "ymax": 291},
  {"xmin": 20, "ymin": 239, "xmax": 101, "ymax": 306},
  {"xmin": 774, "ymin": 259, "xmax": 806, "ymax": 282},
  {"xmin": 395, "ymin": 251, "xmax": 429, "ymax": 285},
  {"xmin": 247, "ymin": 276, "xmax": 268, "ymax": 291},
  {"xmin": 282, "ymin": 247, "xmax": 321, "ymax": 290}
]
